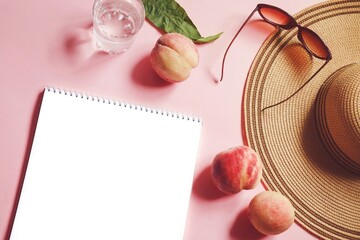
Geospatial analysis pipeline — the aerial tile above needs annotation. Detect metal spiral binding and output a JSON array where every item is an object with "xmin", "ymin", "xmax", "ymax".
[{"xmin": 45, "ymin": 87, "xmax": 202, "ymax": 123}]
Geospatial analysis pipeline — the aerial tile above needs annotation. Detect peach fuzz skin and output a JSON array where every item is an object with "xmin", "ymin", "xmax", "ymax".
[
  {"xmin": 211, "ymin": 146, "xmax": 263, "ymax": 195},
  {"xmin": 150, "ymin": 33, "xmax": 199, "ymax": 83},
  {"xmin": 248, "ymin": 191, "xmax": 295, "ymax": 235}
]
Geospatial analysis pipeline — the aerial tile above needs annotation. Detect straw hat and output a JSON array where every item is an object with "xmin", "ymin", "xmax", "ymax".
[{"xmin": 243, "ymin": 1, "xmax": 360, "ymax": 239}]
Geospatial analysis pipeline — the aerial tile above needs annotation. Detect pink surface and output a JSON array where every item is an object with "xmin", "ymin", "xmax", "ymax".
[{"xmin": 0, "ymin": 0, "xmax": 322, "ymax": 239}]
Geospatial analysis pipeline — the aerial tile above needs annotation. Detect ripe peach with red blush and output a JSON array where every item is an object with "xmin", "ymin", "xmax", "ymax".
[
  {"xmin": 211, "ymin": 146, "xmax": 263, "ymax": 194},
  {"xmin": 150, "ymin": 33, "xmax": 199, "ymax": 83},
  {"xmin": 248, "ymin": 191, "xmax": 295, "ymax": 235}
]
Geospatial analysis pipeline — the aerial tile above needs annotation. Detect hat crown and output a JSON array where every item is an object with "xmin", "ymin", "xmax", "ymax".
[{"xmin": 317, "ymin": 63, "xmax": 360, "ymax": 173}]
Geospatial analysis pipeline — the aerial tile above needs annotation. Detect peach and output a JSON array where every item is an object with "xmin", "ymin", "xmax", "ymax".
[
  {"xmin": 211, "ymin": 146, "xmax": 262, "ymax": 194},
  {"xmin": 150, "ymin": 33, "xmax": 199, "ymax": 83},
  {"xmin": 248, "ymin": 191, "xmax": 295, "ymax": 235}
]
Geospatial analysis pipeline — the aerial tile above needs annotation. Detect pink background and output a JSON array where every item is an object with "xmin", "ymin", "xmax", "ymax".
[{"xmin": 0, "ymin": 0, "xmax": 323, "ymax": 239}]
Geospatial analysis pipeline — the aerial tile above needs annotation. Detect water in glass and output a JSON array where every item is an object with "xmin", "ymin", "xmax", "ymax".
[{"xmin": 93, "ymin": 0, "xmax": 145, "ymax": 54}]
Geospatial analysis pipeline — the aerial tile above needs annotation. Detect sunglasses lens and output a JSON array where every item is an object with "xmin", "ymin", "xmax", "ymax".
[
  {"xmin": 259, "ymin": 6, "xmax": 295, "ymax": 28},
  {"xmin": 300, "ymin": 28, "xmax": 330, "ymax": 59}
]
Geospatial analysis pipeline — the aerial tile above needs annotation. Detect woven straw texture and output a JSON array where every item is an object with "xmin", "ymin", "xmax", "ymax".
[
  {"xmin": 243, "ymin": 0, "xmax": 360, "ymax": 239},
  {"xmin": 316, "ymin": 63, "xmax": 360, "ymax": 173}
]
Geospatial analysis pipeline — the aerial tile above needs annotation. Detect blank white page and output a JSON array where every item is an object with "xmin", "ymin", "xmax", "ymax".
[{"xmin": 11, "ymin": 87, "xmax": 202, "ymax": 240}]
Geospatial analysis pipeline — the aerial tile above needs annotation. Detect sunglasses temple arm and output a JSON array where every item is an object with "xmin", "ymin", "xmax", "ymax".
[
  {"xmin": 261, "ymin": 60, "xmax": 330, "ymax": 111},
  {"xmin": 219, "ymin": 7, "xmax": 258, "ymax": 82}
]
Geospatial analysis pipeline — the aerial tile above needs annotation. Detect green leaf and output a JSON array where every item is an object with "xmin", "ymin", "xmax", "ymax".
[
  {"xmin": 142, "ymin": 0, "xmax": 222, "ymax": 43},
  {"xmin": 195, "ymin": 32, "xmax": 223, "ymax": 44}
]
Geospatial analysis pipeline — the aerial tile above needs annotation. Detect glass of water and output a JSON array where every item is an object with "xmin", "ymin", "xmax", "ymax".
[{"xmin": 92, "ymin": 0, "xmax": 145, "ymax": 54}]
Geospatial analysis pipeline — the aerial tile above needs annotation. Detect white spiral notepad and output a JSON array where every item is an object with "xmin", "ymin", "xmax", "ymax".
[{"xmin": 11, "ymin": 87, "xmax": 202, "ymax": 239}]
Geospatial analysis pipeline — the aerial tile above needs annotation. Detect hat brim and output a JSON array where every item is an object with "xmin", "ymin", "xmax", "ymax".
[{"xmin": 243, "ymin": 1, "xmax": 360, "ymax": 239}]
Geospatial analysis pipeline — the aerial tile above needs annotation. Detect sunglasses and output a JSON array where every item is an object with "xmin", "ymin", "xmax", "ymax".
[{"xmin": 219, "ymin": 4, "xmax": 332, "ymax": 110}]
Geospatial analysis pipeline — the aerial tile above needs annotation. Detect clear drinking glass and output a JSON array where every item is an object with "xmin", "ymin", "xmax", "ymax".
[{"xmin": 92, "ymin": 0, "xmax": 145, "ymax": 54}]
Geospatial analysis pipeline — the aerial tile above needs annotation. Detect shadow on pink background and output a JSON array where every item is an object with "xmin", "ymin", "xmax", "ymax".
[
  {"xmin": 132, "ymin": 56, "xmax": 173, "ymax": 88},
  {"xmin": 192, "ymin": 166, "xmax": 266, "ymax": 239},
  {"xmin": 230, "ymin": 208, "xmax": 266, "ymax": 240},
  {"xmin": 193, "ymin": 165, "xmax": 228, "ymax": 200},
  {"xmin": 5, "ymin": 93, "xmax": 44, "ymax": 240}
]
